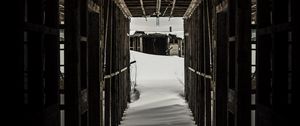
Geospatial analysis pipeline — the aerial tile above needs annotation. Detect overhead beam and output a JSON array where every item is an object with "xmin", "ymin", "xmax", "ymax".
[
  {"xmin": 183, "ymin": 0, "xmax": 202, "ymax": 19},
  {"xmin": 140, "ymin": 0, "xmax": 147, "ymax": 19},
  {"xmin": 169, "ymin": 0, "xmax": 176, "ymax": 18},
  {"xmin": 114, "ymin": 0, "xmax": 132, "ymax": 18},
  {"xmin": 156, "ymin": 0, "xmax": 161, "ymax": 16}
]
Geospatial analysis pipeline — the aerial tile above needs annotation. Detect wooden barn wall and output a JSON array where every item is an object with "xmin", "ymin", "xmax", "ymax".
[
  {"xmin": 256, "ymin": 0, "xmax": 299, "ymax": 125},
  {"xmin": 18, "ymin": 0, "xmax": 130, "ymax": 126},
  {"xmin": 184, "ymin": 0, "xmax": 251, "ymax": 126},
  {"xmin": 184, "ymin": 1, "xmax": 212, "ymax": 126},
  {"xmin": 104, "ymin": 0, "xmax": 131, "ymax": 126},
  {"xmin": 20, "ymin": 0, "xmax": 60, "ymax": 126}
]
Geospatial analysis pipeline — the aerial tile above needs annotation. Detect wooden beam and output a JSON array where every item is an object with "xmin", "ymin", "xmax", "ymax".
[
  {"xmin": 114, "ymin": 0, "xmax": 132, "ymax": 18},
  {"xmin": 140, "ymin": 0, "xmax": 147, "ymax": 18},
  {"xmin": 183, "ymin": 0, "xmax": 202, "ymax": 19},
  {"xmin": 88, "ymin": 11, "xmax": 101, "ymax": 126},
  {"xmin": 169, "ymin": 0, "xmax": 176, "ymax": 18},
  {"xmin": 64, "ymin": 0, "xmax": 81, "ymax": 125},
  {"xmin": 156, "ymin": 0, "xmax": 161, "ymax": 16}
]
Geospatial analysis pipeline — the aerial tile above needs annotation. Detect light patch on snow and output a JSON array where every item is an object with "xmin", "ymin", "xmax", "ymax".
[{"xmin": 120, "ymin": 51, "xmax": 195, "ymax": 126}]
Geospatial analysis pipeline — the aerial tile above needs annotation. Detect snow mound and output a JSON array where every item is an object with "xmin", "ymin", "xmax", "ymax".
[{"xmin": 120, "ymin": 51, "xmax": 195, "ymax": 126}]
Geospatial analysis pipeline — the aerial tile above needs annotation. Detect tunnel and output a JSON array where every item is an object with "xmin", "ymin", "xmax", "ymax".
[{"xmin": 8, "ymin": 0, "xmax": 299, "ymax": 126}]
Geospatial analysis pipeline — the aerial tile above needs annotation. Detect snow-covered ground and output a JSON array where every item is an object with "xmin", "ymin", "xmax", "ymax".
[{"xmin": 120, "ymin": 51, "xmax": 196, "ymax": 126}]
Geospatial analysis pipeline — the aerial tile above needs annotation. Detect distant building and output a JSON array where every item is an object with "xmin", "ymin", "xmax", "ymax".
[
  {"xmin": 130, "ymin": 31, "xmax": 145, "ymax": 52},
  {"xmin": 130, "ymin": 31, "xmax": 184, "ymax": 57}
]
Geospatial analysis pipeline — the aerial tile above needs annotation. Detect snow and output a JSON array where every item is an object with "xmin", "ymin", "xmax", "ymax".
[{"xmin": 120, "ymin": 51, "xmax": 196, "ymax": 126}]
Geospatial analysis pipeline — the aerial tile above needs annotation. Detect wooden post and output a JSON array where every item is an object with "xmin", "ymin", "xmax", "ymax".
[
  {"xmin": 44, "ymin": 0, "xmax": 60, "ymax": 126},
  {"xmin": 65, "ymin": 0, "xmax": 81, "ymax": 125},
  {"xmin": 88, "ymin": 11, "xmax": 101, "ymax": 126},
  {"xmin": 215, "ymin": 11, "xmax": 228, "ymax": 126},
  {"xmin": 105, "ymin": 0, "xmax": 112, "ymax": 125},
  {"xmin": 291, "ymin": 0, "xmax": 299, "ymax": 125},
  {"xmin": 27, "ymin": 0, "xmax": 45, "ymax": 125},
  {"xmin": 235, "ymin": 0, "xmax": 251, "ymax": 126},
  {"xmin": 272, "ymin": 1, "xmax": 289, "ymax": 125}
]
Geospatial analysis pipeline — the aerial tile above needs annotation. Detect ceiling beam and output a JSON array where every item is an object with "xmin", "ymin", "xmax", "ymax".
[
  {"xmin": 169, "ymin": 0, "xmax": 176, "ymax": 18},
  {"xmin": 156, "ymin": 0, "xmax": 161, "ymax": 16},
  {"xmin": 183, "ymin": 0, "xmax": 202, "ymax": 19},
  {"xmin": 114, "ymin": 0, "xmax": 132, "ymax": 18},
  {"xmin": 140, "ymin": 0, "xmax": 147, "ymax": 19}
]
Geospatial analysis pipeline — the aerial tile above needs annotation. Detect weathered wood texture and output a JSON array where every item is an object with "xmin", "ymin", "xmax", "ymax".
[
  {"xmin": 184, "ymin": 0, "xmax": 251, "ymax": 126},
  {"xmin": 184, "ymin": 1, "xmax": 213, "ymax": 126},
  {"xmin": 21, "ymin": 0, "xmax": 60, "ymax": 126},
  {"xmin": 104, "ymin": 0, "xmax": 131, "ymax": 126},
  {"xmin": 256, "ymin": 0, "xmax": 297, "ymax": 125}
]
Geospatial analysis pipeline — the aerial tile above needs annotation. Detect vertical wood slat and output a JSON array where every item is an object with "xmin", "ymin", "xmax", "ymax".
[
  {"xmin": 203, "ymin": 1, "xmax": 211, "ymax": 125},
  {"xmin": 255, "ymin": 0, "xmax": 272, "ymax": 125},
  {"xmin": 291, "ymin": 0, "xmax": 299, "ymax": 124},
  {"xmin": 215, "ymin": 12, "xmax": 228, "ymax": 126},
  {"xmin": 256, "ymin": 0, "xmax": 294, "ymax": 126},
  {"xmin": 27, "ymin": 0, "xmax": 45, "ymax": 125},
  {"xmin": 65, "ymin": 0, "xmax": 81, "ymax": 126},
  {"xmin": 235, "ymin": 0, "xmax": 251, "ymax": 126},
  {"xmin": 88, "ymin": 11, "xmax": 100, "ymax": 126},
  {"xmin": 105, "ymin": 0, "xmax": 112, "ymax": 125},
  {"xmin": 44, "ymin": 0, "xmax": 60, "ymax": 126},
  {"xmin": 7, "ymin": 0, "xmax": 24, "ymax": 125},
  {"xmin": 272, "ymin": 1, "xmax": 289, "ymax": 125}
]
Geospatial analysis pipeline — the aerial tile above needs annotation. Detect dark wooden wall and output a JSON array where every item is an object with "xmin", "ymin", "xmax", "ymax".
[
  {"xmin": 20, "ymin": 0, "xmax": 60, "ymax": 126},
  {"xmin": 256, "ymin": 0, "xmax": 298, "ymax": 125},
  {"xmin": 104, "ymin": 0, "xmax": 131, "ymax": 126},
  {"xmin": 184, "ymin": 0, "xmax": 251, "ymax": 126},
  {"xmin": 184, "ymin": 1, "xmax": 212, "ymax": 126},
  {"xmin": 16, "ymin": 0, "xmax": 130, "ymax": 126}
]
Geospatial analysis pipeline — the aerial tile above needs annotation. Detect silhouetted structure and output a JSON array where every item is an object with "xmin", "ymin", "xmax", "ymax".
[{"xmin": 9, "ymin": 0, "xmax": 299, "ymax": 126}]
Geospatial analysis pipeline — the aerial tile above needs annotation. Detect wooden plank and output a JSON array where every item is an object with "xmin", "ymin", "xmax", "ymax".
[
  {"xmin": 215, "ymin": 12, "xmax": 228, "ymax": 126},
  {"xmin": 256, "ymin": 0, "xmax": 272, "ymax": 125},
  {"xmin": 88, "ymin": 11, "xmax": 101, "ymax": 126},
  {"xmin": 203, "ymin": 1, "xmax": 211, "ymax": 125},
  {"xmin": 256, "ymin": 23, "xmax": 291, "ymax": 35},
  {"xmin": 7, "ymin": 0, "xmax": 24, "ymax": 124},
  {"xmin": 291, "ymin": 0, "xmax": 299, "ymax": 125},
  {"xmin": 105, "ymin": 0, "xmax": 113, "ymax": 125},
  {"xmin": 24, "ymin": 23, "xmax": 60, "ymax": 35},
  {"xmin": 110, "ymin": 2, "xmax": 117, "ymax": 125},
  {"xmin": 235, "ymin": 0, "xmax": 251, "ymax": 126},
  {"xmin": 64, "ymin": 0, "xmax": 82, "ymax": 125},
  {"xmin": 44, "ymin": 0, "xmax": 60, "ymax": 125},
  {"xmin": 26, "ymin": 0, "xmax": 45, "ymax": 125},
  {"xmin": 272, "ymin": 0, "xmax": 289, "ymax": 125},
  {"xmin": 198, "ymin": 4, "xmax": 205, "ymax": 126}
]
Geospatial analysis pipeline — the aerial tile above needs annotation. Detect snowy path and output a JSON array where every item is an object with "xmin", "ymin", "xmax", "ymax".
[{"xmin": 120, "ymin": 51, "xmax": 196, "ymax": 126}]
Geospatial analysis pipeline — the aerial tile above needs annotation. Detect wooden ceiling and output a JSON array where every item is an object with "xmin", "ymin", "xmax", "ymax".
[{"xmin": 124, "ymin": 0, "xmax": 192, "ymax": 17}]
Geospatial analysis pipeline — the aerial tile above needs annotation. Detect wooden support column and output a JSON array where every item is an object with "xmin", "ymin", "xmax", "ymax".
[
  {"xmin": 88, "ymin": 11, "xmax": 100, "ymax": 126},
  {"xmin": 291, "ymin": 0, "xmax": 299, "ymax": 124},
  {"xmin": 256, "ymin": 0, "xmax": 272, "ymax": 124},
  {"xmin": 44, "ymin": 0, "xmax": 60, "ymax": 126},
  {"xmin": 8, "ymin": 0, "xmax": 24, "ymax": 125},
  {"xmin": 272, "ymin": 0, "xmax": 289, "ymax": 125},
  {"xmin": 235, "ymin": 0, "xmax": 251, "ymax": 126},
  {"xmin": 105, "ymin": 0, "xmax": 113, "ymax": 125},
  {"xmin": 215, "ymin": 11, "xmax": 228, "ymax": 126},
  {"xmin": 110, "ymin": 2, "xmax": 117, "ymax": 125},
  {"xmin": 198, "ymin": 4, "xmax": 205, "ymax": 126},
  {"xmin": 65, "ymin": 0, "xmax": 81, "ymax": 125},
  {"xmin": 203, "ymin": 1, "xmax": 211, "ymax": 125},
  {"xmin": 27, "ymin": 0, "xmax": 45, "ymax": 125}
]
